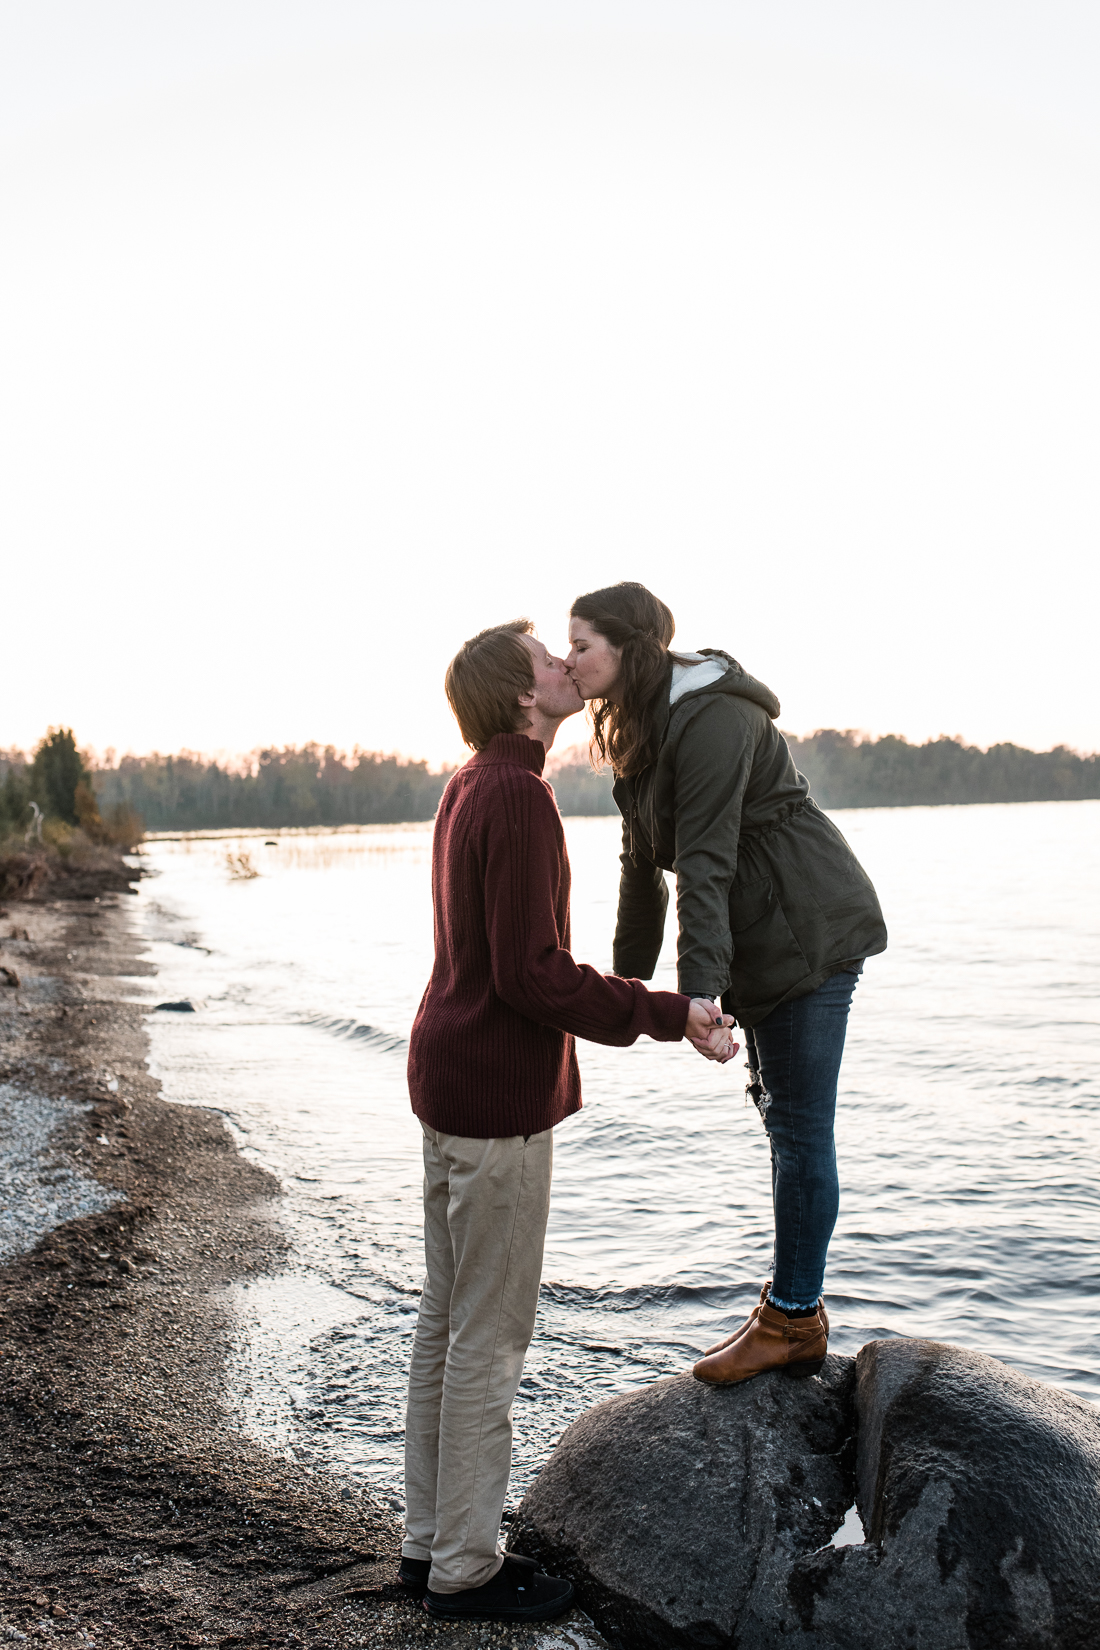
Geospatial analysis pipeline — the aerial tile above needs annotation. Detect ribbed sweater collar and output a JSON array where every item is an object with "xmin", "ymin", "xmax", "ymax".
[{"xmin": 469, "ymin": 732, "xmax": 546, "ymax": 775}]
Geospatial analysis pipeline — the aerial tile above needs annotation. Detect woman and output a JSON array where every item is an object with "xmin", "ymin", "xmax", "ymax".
[{"xmin": 564, "ymin": 582, "xmax": 887, "ymax": 1384}]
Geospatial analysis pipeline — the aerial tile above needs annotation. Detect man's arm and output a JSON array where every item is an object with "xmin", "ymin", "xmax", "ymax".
[{"xmin": 482, "ymin": 771, "xmax": 688, "ymax": 1047}]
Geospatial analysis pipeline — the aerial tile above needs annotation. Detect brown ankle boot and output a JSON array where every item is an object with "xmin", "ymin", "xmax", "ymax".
[
  {"xmin": 693, "ymin": 1301, "xmax": 827, "ymax": 1385},
  {"xmin": 702, "ymin": 1284, "xmax": 770, "ymax": 1356},
  {"xmin": 703, "ymin": 1286, "xmax": 829, "ymax": 1357}
]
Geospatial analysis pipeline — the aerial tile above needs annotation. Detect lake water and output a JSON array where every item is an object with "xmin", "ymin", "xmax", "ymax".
[{"xmin": 134, "ymin": 800, "xmax": 1100, "ymax": 1511}]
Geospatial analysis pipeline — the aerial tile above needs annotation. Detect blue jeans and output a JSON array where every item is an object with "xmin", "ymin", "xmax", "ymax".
[{"xmin": 738, "ymin": 970, "xmax": 858, "ymax": 1309}]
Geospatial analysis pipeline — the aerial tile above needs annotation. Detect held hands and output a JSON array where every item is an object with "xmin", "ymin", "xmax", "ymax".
[{"xmin": 684, "ymin": 998, "xmax": 740, "ymax": 1065}]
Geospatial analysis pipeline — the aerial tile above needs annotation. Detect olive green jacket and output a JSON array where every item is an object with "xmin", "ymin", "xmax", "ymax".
[{"xmin": 611, "ymin": 651, "xmax": 887, "ymax": 1026}]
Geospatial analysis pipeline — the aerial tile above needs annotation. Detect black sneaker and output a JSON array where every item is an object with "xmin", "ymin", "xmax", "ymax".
[
  {"xmin": 397, "ymin": 1557, "xmax": 431, "ymax": 1598},
  {"xmin": 422, "ymin": 1552, "xmax": 574, "ymax": 1622}
]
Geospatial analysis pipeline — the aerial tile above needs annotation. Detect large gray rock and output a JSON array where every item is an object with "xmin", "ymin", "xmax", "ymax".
[
  {"xmin": 511, "ymin": 1357, "xmax": 857, "ymax": 1648},
  {"xmin": 514, "ymin": 1340, "xmax": 1100, "ymax": 1650},
  {"xmin": 790, "ymin": 1338, "xmax": 1100, "ymax": 1650}
]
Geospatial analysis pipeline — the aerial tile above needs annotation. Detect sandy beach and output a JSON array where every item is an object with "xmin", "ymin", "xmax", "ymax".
[{"xmin": 0, "ymin": 886, "xmax": 604, "ymax": 1650}]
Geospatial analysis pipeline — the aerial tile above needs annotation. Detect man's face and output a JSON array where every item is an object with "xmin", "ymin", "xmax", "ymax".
[{"xmin": 519, "ymin": 635, "xmax": 584, "ymax": 721}]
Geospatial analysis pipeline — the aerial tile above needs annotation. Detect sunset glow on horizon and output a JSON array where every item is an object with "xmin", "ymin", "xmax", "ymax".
[{"xmin": 3, "ymin": 3, "xmax": 1098, "ymax": 768}]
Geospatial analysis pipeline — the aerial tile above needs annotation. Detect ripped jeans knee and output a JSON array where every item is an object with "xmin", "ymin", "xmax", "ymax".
[{"xmin": 746, "ymin": 1063, "xmax": 773, "ymax": 1122}]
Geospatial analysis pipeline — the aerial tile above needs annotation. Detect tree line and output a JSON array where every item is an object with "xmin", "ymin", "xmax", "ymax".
[
  {"xmin": 90, "ymin": 746, "xmax": 457, "ymax": 832},
  {"xmin": 783, "ymin": 730, "xmax": 1100, "ymax": 810},
  {"xmin": 3, "ymin": 729, "xmax": 1098, "ymax": 841},
  {"xmin": 0, "ymin": 729, "xmax": 142, "ymax": 847}
]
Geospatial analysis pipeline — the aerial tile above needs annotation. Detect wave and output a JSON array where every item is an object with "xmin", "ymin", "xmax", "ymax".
[
  {"xmin": 303, "ymin": 1015, "xmax": 408, "ymax": 1055},
  {"xmin": 539, "ymin": 1280, "xmax": 759, "ymax": 1313}
]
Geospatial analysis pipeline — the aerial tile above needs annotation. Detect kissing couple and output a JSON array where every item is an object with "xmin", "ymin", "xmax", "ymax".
[{"xmin": 398, "ymin": 582, "xmax": 887, "ymax": 1625}]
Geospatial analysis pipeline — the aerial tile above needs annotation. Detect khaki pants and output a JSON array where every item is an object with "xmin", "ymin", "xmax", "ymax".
[{"xmin": 402, "ymin": 1125, "xmax": 553, "ymax": 1593}]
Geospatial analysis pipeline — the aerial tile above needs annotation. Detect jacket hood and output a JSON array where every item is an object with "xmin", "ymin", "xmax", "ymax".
[{"xmin": 689, "ymin": 649, "xmax": 781, "ymax": 720}]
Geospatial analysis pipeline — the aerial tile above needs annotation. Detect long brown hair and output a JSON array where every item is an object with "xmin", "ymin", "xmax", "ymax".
[{"xmin": 570, "ymin": 582, "xmax": 675, "ymax": 777}]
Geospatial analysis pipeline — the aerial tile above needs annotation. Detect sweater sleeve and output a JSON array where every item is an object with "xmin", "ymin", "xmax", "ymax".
[
  {"xmin": 671, "ymin": 696, "xmax": 755, "ymax": 997},
  {"xmin": 482, "ymin": 770, "xmax": 688, "ymax": 1046}
]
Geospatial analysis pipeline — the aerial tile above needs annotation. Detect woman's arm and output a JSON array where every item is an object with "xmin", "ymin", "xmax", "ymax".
[
  {"xmin": 671, "ymin": 696, "xmax": 756, "ymax": 997},
  {"xmin": 611, "ymin": 818, "xmax": 669, "ymax": 981}
]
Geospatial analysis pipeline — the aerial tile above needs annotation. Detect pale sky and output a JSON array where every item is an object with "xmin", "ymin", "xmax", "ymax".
[{"xmin": 2, "ymin": 2, "xmax": 1098, "ymax": 767}]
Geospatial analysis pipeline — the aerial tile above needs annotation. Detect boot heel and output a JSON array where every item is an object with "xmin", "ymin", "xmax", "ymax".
[{"xmin": 785, "ymin": 1358, "xmax": 825, "ymax": 1380}]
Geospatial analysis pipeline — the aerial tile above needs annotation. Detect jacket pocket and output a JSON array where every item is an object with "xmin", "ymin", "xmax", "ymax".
[
  {"xmin": 727, "ymin": 875, "xmax": 809, "ymax": 1000},
  {"xmin": 729, "ymin": 875, "xmax": 775, "ymax": 933}
]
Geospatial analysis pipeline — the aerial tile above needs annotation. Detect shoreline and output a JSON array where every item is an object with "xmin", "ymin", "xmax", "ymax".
[{"xmin": 0, "ymin": 886, "xmax": 604, "ymax": 1648}]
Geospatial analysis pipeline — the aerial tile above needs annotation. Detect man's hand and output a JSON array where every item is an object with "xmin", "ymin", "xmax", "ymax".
[{"xmin": 684, "ymin": 999, "xmax": 740, "ymax": 1064}]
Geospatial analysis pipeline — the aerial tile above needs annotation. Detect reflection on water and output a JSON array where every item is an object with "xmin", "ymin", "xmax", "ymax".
[{"xmin": 137, "ymin": 802, "xmax": 1100, "ymax": 1505}]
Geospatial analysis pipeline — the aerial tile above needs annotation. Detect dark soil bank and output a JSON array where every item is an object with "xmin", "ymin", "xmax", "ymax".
[{"xmin": 0, "ymin": 888, "xmax": 599, "ymax": 1650}]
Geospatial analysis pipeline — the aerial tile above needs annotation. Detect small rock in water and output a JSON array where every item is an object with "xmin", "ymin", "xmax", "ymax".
[{"xmin": 154, "ymin": 1000, "xmax": 195, "ymax": 1012}]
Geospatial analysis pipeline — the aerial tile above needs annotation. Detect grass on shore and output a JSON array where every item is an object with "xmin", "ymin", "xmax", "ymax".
[{"xmin": 0, "ymin": 821, "xmax": 144, "ymax": 903}]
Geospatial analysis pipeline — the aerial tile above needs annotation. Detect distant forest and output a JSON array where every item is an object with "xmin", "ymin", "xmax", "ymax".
[
  {"xmin": 4, "ymin": 731, "xmax": 1097, "ymax": 838},
  {"xmin": 85, "ymin": 732, "xmax": 1100, "ymax": 828},
  {"xmin": 784, "ymin": 730, "xmax": 1100, "ymax": 811},
  {"xmin": 90, "ymin": 747, "xmax": 453, "ymax": 832},
  {"xmin": 80, "ymin": 745, "xmax": 616, "ymax": 830}
]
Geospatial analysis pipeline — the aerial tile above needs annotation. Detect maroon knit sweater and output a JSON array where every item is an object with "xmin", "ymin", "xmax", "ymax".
[{"xmin": 407, "ymin": 732, "xmax": 690, "ymax": 1138}]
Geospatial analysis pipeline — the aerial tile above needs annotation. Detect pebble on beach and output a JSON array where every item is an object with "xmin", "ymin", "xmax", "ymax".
[{"xmin": 0, "ymin": 1081, "xmax": 121, "ymax": 1263}]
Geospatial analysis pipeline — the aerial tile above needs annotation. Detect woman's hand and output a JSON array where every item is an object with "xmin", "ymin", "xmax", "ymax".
[{"xmin": 684, "ymin": 999, "xmax": 740, "ymax": 1064}]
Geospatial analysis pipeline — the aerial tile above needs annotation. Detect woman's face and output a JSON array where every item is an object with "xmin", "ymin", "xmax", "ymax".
[{"xmin": 566, "ymin": 617, "xmax": 623, "ymax": 702}]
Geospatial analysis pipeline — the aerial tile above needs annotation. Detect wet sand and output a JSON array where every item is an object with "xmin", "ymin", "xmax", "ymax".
[{"xmin": 0, "ymin": 890, "xmax": 604, "ymax": 1650}]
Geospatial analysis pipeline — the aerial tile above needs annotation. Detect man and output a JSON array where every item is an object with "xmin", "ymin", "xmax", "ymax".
[{"xmin": 399, "ymin": 619, "xmax": 731, "ymax": 1624}]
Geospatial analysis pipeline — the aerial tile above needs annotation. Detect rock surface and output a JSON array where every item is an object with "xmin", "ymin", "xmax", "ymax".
[
  {"xmin": 516, "ymin": 1337, "xmax": 1100, "ymax": 1649},
  {"xmin": 807, "ymin": 1337, "xmax": 1100, "ymax": 1650},
  {"xmin": 512, "ymin": 1357, "xmax": 857, "ymax": 1648}
]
